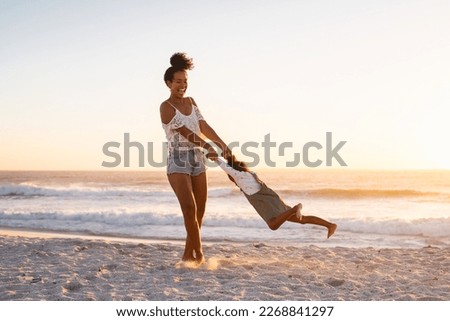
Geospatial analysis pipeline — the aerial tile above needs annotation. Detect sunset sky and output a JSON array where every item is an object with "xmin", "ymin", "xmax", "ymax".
[{"xmin": 1, "ymin": 0, "xmax": 449, "ymax": 170}]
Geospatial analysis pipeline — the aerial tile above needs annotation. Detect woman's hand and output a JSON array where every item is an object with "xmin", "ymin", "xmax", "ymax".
[{"xmin": 205, "ymin": 146, "xmax": 219, "ymax": 161}]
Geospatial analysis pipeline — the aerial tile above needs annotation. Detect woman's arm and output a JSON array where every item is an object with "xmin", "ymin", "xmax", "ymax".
[
  {"xmin": 160, "ymin": 102, "xmax": 217, "ymax": 158},
  {"xmin": 177, "ymin": 126, "xmax": 217, "ymax": 157},
  {"xmin": 160, "ymin": 102, "xmax": 176, "ymax": 125},
  {"xmin": 190, "ymin": 98, "xmax": 232, "ymax": 158},
  {"xmin": 199, "ymin": 120, "xmax": 231, "ymax": 157}
]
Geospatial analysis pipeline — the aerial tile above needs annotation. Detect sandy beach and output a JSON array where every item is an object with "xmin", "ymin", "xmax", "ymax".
[{"xmin": 0, "ymin": 228, "xmax": 448, "ymax": 301}]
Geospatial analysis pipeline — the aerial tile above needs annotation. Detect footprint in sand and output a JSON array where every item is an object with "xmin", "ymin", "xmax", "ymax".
[
  {"xmin": 74, "ymin": 245, "xmax": 88, "ymax": 252},
  {"xmin": 327, "ymin": 278, "xmax": 345, "ymax": 287},
  {"xmin": 63, "ymin": 280, "xmax": 82, "ymax": 291}
]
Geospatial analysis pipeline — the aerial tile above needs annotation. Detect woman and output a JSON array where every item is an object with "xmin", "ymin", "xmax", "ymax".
[
  {"xmin": 160, "ymin": 52, "xmax": 231, "ymax": 263},
  {"xmin": 215, "ymin": 156, "xmax": 337, "ymax": 238}
]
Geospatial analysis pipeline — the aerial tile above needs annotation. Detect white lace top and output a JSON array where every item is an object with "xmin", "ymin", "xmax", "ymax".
[
  {"xmin": 162, "ymin": 98, "xmax": 205, "ymax": 151},
  {"xmin": 215, "ymin": 158, "xmax": 262, "ymax": 195}
]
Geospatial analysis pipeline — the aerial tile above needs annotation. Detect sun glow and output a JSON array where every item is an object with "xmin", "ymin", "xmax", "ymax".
[{"xmin": 1, "ymin": 1, "xmax": 449, "ymax": 170}]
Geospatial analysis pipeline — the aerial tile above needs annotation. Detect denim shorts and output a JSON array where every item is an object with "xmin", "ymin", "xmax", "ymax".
[{"xmin": 167, "ymin": 148, "xmax": 206, "ymax": 176}]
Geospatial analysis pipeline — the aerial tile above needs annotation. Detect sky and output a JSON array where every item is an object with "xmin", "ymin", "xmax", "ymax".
[{"xmin": 1, "ymin": 0, "xmax": 449, "ymax": 170}]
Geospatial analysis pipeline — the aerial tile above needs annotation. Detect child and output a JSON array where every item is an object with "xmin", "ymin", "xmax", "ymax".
[{"xmin": 214, "ymin": 156, "xmax": 337, "ymax": 238}]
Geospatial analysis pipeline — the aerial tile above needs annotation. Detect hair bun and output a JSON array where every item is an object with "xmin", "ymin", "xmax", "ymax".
[{"xmin": 170, "ymin": 52, "xmax": 194, "ymax": 70}]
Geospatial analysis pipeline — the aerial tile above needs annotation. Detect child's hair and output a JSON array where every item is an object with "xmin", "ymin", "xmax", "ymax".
[
  {"xmin": 226, "ymin": 155, "xmax": 249, "ymax": 172},
  {"xmin": 225, "ymin": 155, "xmax": 249, "ymax": 182}
]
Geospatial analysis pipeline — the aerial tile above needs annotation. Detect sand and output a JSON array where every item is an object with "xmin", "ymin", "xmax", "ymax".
[{"xmin": 0, "ymin": 229, "xmax": 449, "ymax": 301}]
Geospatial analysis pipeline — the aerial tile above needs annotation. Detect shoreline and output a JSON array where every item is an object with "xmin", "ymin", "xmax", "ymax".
[
  {"xmin": 0, "ymin": 227, "xmax": 187, "ymax": 245},
  {"xmin": 1, "ymin": 228, "xmax": 449, "ymax": 301}
]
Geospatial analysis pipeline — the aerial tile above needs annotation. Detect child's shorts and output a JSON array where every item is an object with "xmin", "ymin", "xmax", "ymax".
[
  {"xmin": 167, "ymin": 148, "xmax": 206, "ymax": 176},
  {"xmin": 244, "ymin": 184, "xmax": 291, "ymax": 223}
]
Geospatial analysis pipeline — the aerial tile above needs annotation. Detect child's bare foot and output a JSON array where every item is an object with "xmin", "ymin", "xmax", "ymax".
[
  {"xmin": 294, "ymin": 203, "xmax": 302, "ymax": 219},
  {"xmin": 327, "ymin": 224, "xmax": 337, "ymax": 239}
]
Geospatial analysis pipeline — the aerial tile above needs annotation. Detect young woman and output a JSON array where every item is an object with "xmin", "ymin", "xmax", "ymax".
[
  {"xmin": 215, "ymin": 156, "xmax": 337, "ymax": 238},
  {"xmin": 160, "ymin": 52, "xmax": 231, "ymax": 263}
]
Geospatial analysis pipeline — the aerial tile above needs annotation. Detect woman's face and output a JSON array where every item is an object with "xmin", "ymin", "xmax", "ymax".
[{"xmin": 167, "ymin": 71, "xmax": 188, "ymax": 99}]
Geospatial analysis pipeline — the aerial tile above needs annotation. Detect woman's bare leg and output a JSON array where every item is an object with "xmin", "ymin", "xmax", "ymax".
[
  {"xmin": 168, "ymin": 173, "xmax": 204, "ymax": 262},
  {"xmin": 182, "ymin": 172, "xmax": 207, "ymax": 261}
]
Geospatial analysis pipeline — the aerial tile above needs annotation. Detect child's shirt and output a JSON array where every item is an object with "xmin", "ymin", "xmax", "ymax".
[{"xmin": 215, "ymin": 158, "xmax": 261, "ymax": 195}]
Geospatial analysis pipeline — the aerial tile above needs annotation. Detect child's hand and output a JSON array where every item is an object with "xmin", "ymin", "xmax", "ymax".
[{"xmin": 222, "ymin": 146, "xmax": 232, "ymax": 159}]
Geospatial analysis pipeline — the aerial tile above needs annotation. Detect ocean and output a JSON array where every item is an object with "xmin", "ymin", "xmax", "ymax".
[{"xmin": 1, "ymin": 169, "xmax": 449, "ymax": 249}]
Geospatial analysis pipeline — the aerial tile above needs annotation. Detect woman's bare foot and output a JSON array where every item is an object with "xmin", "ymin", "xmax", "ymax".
[
  {"xmin": 182, "ymin": 251, "xmax": 204, "ymax": 264},
  {"xmin": 195, "ymin": 253, "xmax": 205, "ymax": 265},
  {"xmin": 182, "ymin": 248, "xmax": 195, "ymax": 261},
  {"xmin": 327, "ymin": 224, "xmax": 337, "ymax": 239},
  {"xmin": 182, "ymin": 254, "xmax": 196, "ymax": 262}
]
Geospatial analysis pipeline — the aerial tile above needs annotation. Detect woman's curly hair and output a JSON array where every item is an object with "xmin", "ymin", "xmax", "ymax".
[{"xmin": 164, "ymin": 52, "xmax": 194, "ymax": 83}]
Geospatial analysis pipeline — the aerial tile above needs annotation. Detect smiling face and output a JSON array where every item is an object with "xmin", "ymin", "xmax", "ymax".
[{"xmin": 166, "ymin": 70, "xmax": 188, "ymax": 99}]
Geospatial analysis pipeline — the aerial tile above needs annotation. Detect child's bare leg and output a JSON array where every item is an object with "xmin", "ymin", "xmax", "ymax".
[
  {"xmin": 288, "ymin": 215, "xmax": 337, "ymax": 238},
  {"xmin": 267, "ymin": 204, "xmax": 301, "ymax": 231}
]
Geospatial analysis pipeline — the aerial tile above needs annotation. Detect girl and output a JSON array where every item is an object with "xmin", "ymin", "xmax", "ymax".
[{"xmin": 214, "ymin": 156, "xmax": 337, "ymax": 238}]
